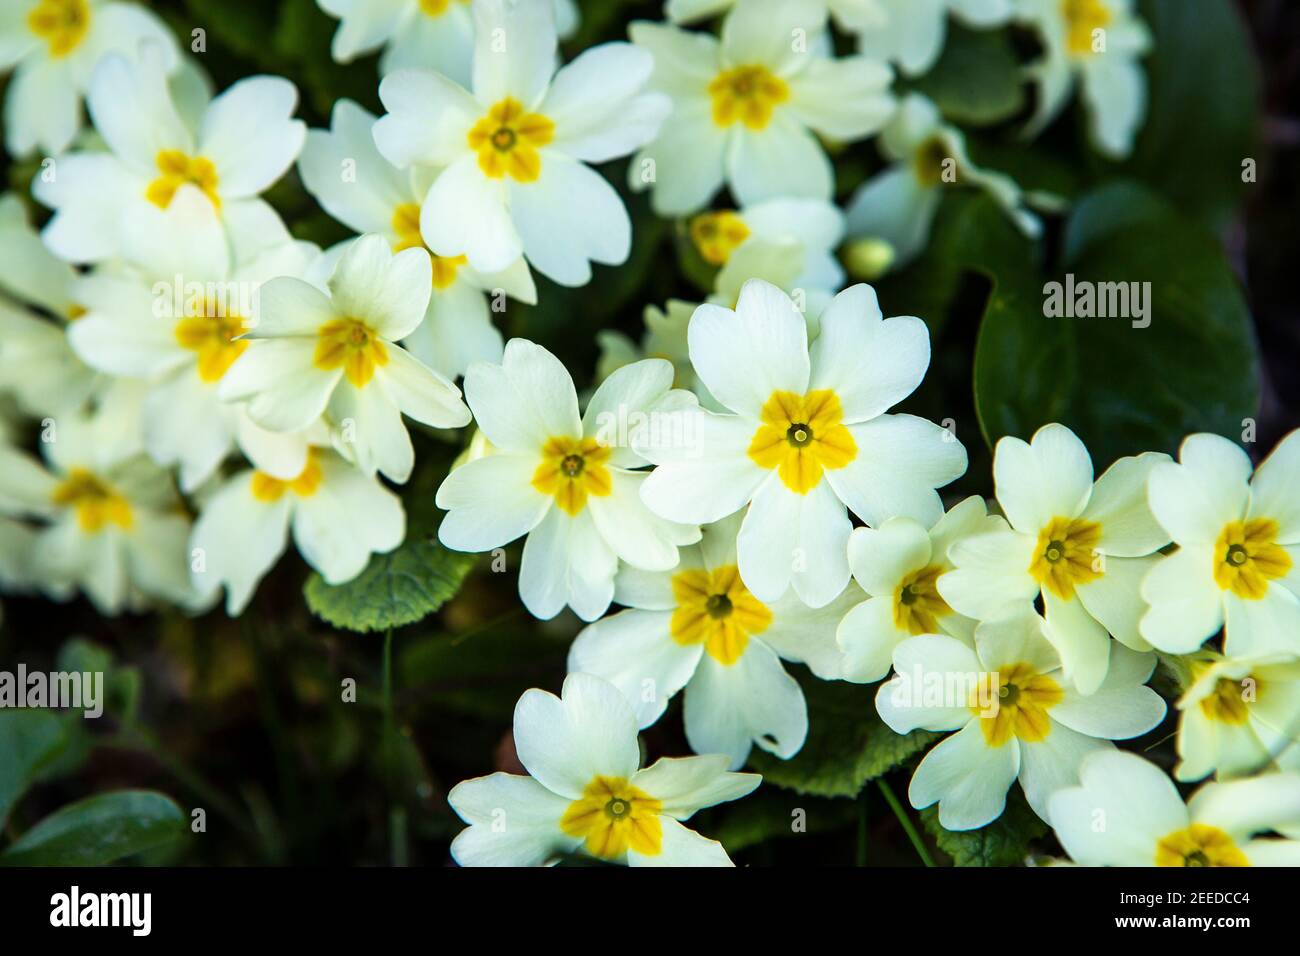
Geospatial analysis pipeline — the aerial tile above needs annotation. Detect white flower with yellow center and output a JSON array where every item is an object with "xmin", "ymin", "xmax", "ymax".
[
  {"xmin": 637, "ymin": 279, "xmax": 966, "ymax": 608},
  {"xmin": 219, "ymin": 234, "xmax": 471, "ymax": 484},
  {"xmin": 190, "ymin": 448, "xmax": 404, "ymax": 615},
  {"xmin": 34, "ymin": 50, "xmax": 305, "ymax": 264},
  {"xmin": 0, "ymin": 406, "xmax": 197, "ymax": 615},
  {"xmin": 1173, "ymin": 652, "xmax": 1300, "ymax": 784},
  {"xmin": 846, "ymin": 93, "xmax": 1041, "ymax": 271},
  {"xmin": 0, "ymin": 0, "xmax": 179, "ymax": 157},
  {"xmin": 685, "ymin": 197, "xmax": 846, "ymax": 293},
  {"xmin": 449, "ymin": 673, "xmax": 760, "ymax": 866},
  {"xmin": 877, "ymin": 607, "xmax": 1165, "ymax": 831},
  {"xmin": 317, "ymin": 0, "xmax": 578, "ymax": 80},
  {"xmin": 372, "ymin": 0, "xmax": 669, "ymax": 285},
  {"xmin": 569, "ymin": 512, "xmax": 863, "ymax": 769},
  {"xmin": 857, "ymin": 0, "xmax": 1013, "ymax": 76},
  {"xmin": 0, "ymin": 193, "xmax": 101, "ymax": 415},
  {"xmin": 298, "ymin": 99, "xmax": 537, "ymax": 381},
  {"xmin": 1140, "ymin": 430, "xmax": 1300, "ymax": 659},
  {"xmin": 666, "ymin": 0, "xmax": 888, "ymax": 34},
  {"xmin": 838, "ymin": 495, "xmax": 1004, "ymax": 682},
  {"xmin": 1016, "ymin": 0, "xmax": 1151, "ymax": 158},
  {"xmin": 66, "ymin": 191, "xmax": 321, "ymax": 492},
  {"xmin": 1049, "ymin": 750, "xmax": 1300, "ymax": 867},
  {"xmin": 938, "ymin": 423, "xmax": 1169, "ymax": 694},
  {"xmin": 631, "ymin": 0, "xmax": 895, "ymax": 215},
  {"xmin": 436, "ymin": 341, "xmax": 701, "ymax": 621}
]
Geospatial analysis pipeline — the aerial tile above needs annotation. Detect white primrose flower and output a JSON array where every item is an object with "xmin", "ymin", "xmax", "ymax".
[
  {"xmin": 1173, "ymin": 652, "xmax": 1300, "ymax": 784},
  {"xmin": 34, "ymin": 50, "xmax": 306, "ymax": 264},
  {"xmin": 846, "ymin": 93, "xmax": 1041, "ymax": 271},
  {"xmin": 1049, "ymin": 749, "xmax": 1300, "ymax": 867},
  {"xmin": 448, "ymin": 672, "xmax": 760, "ymax": 866},
  {"xmin": 298, "ymin": 99, "xmax": 537, "ymax": 380},
  {"xmin": 317, "ymin": 0, "xmax": 578, "ymax": 80},
  {"xmin": 685, "ymin": 197, "xmax": 845, "ymax": 293},
  {"xmin": 0, "ymin": 193, "xmax": 101, "ymax": 415},
  {"xmin": 568, "ymin": 512, "xmax": 863, "ymax": 770},
  {"xmin": 67, "ymin": 191, "xmax": 322, "ymax": 492},
  {"xmin": 857, "ymin": 0, "xmax": 1013, "ymax": 77},
  {"xmin": 938, "ymin": 423, "xmax": 1170, "ymax": 694},
  {"xmin": 877, "ymin": 607, "xmax": 1165, "ymax": 831},
  {"xmin": 636, "ymin": 279, "xmax": 966, "ymax": 608},
  {"xmin": 1015, "ymin": 0, "xmax": 1151, "ymax": 158},
  {"xmin": 631, "ymin": 0, "xmax": 895, "ymax": 215},
  {"xmin": 838, "ymin": 495, "xmax": 1003, "ymax": 682},
  {"xmin": 436, "ymin": 341, "xmax": 701, "ymax": 621},
  {"xmin": 372, "ymin": 0, "xmax": 669, "ymax": 285},
  {"xmin": 666, "ymin": 0, "xmax": 888, "ymax": 35},
  {"xmin": 190, "ymin": 448, "xmax": 404, "ymax": 615},
  {"xmin": 1140, "ymin": 430, "xmax": 1300, "ymax": 658},
  {"xmin": 0, "ymin": 0, "xmax": 179, "ymax": 157},
  {"xmin": 0, "ymin": 404, "xmax": 197, "ymax": 615},
  {"xmin": 219, "ymin": 234, "xmax": 472, "ymax": 484}
]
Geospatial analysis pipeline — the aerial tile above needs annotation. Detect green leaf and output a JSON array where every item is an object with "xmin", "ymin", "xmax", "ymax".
[
  {"xmin": 920, "ymin": 791, "xmax": 1047, "ymax": 867},
  {"xmin": 748, "ymin": 671, "xmax": 941, "ymax": 798},
  {"xmin": 0, "ymin": 710, "xmax": 68, "ymax": 830},
  {"xmin": 56, "ymin": 637, "xmax": 142, "ymax": 726},
  {"xmin": 304, "ymin": 534, "xmax": 478, "ymax": 634},
  {"xmin": 908, "ymin": 24, "xmax": 1025, "ymax": 126},
  {"xmin": 0, "ymin": 791, "xmax": 186, "ymax": 866}
]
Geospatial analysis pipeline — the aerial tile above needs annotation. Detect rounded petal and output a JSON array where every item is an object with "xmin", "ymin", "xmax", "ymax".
[
  {"xmin": 909, "ymin": 721, "xmax": 1019, "ymax": 831},
  {"xmin": 448, "ymin": 772, "xmax": 575, "ymax": 867},
  {"xmin": 728, "ymin": 114, "xmax": 833, "ymax": 205},
  {"xmin": 1148, "ymin": 433, "xmax": 1253, "ymax": 545},
  {"xmin": 1138, "ymin": 546, "xmax": 1223, "ymax": 653},
  {"xmin": 993, "ymin": 424, "xmax": 1094, "ymax": 535},
  {"xmin": 632, "ymin": 753, "xmax": 761, "ymax": 819},
  {"xmin": 463, "ymin": 338, "xmax": 581, "ymax": 453},
  {"xmin": 200, "ymin": 76, "xmax": 306, "ymax": 198},
  {"xmin": 737, "ymin": 476, "xmax": 850, "ymax": 607},
  {"xmin": 436, "ymin": 453, "xmax": 552, "ymax": 552}
]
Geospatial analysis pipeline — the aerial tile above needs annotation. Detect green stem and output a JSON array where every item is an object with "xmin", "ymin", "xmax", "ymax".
[{"xmin": 876, "ymin": 778, "xmax": 935, "ymax": 868}]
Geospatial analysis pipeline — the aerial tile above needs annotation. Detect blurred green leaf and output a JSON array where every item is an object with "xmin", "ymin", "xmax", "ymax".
[
  {"xmin": 920, "ymin": 792, "xmax": 1047, "ymax": 867},
  {"xmin": 0, "ymin": 790, "xmax": 186, "ymax": 866},
  {"xmin": 710, "ymin": 788, "xmax": 856, "ymax": 854},
  {"xmin": 56, "ymin": 637, "xmax": 143, "ymax": 727},
  {"xmin": 304, "ymin": 535, "xmax": 478, "ymax": 634},
  {"xmin": 909, "ymin": 24, "xmax": 1025, "ymax": 126},
  {"xmin": 0, "ymin": 710, "xmax": 68, "ymax": 830}
]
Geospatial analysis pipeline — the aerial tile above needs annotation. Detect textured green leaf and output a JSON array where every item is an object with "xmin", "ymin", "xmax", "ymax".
[
  {"xmin": 0, "ymin": 791, "xmax": 186, "ymax": 866},
  {"xmin": 304, "ymin": 534, "xmax": 478, "ymax": 634},
  {"xmin": 908, "ymin": 24, "xmax": 1025, "ymax": 126},
  {"xmin": 0, "ymin": 710, "xmax": 68, "ymax": 830},
  {"xmin": 748, "ymin": 671, "xmax": 941, "ymax": 798},
  {"xmin": 920, "ymin": 791, "xmax": 1048, "ymax": 867}
]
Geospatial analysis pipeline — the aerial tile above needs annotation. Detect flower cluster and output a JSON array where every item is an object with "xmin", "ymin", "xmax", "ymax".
[{"xmin": 1, "ymin": 0, "xmax": 1296, "ymax": 869}]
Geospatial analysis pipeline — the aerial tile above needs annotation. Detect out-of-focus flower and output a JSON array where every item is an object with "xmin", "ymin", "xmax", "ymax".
[{"xmin": 857, "ymin": 0, "xmax": 1013, "ymax": 77}]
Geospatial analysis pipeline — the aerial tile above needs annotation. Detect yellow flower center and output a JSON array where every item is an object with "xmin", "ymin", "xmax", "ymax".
[
  {"xmin": 1028, "ymin": 516, "xmax": 1103, "ymax": 600},
  {"xmin": 670, "ymin": 564, "xmax": 773, "ymax": 666},
  {"xmin": 313, "ymin": 318, "xmax": 389, "ymax": 388},
  {"xmin": 708, "ymin": 64, "xmax": 789, "ymax": 130},
  {"xmin": 467, "ymin": 98, "xmax": 555, "ymax": 183},
  {"xmin": 1061, "ymin": 0, "xmax": 1111, "ymax": 57},
  {"xmin": 1195, "ymin": 670, "xmax": 1258, "ymax": 726},
  {"xmin": 531, "ymin": 436, "xmax": 613, "ymax": 516},
  {"xmin": 145, "ymin": 150, "xmax": 221, "ymax": 211},
  {"xmin": 893, "ymin": 565, "xmax": 952, "ymax": 635},
  {"xmin": 418, "ymin": 0, "xmax": 468, "ymax": 15},
  {"xmin": 390, "ymin": 202, "xmax": 467, "ymax": 290},
  {"xmin": 689, "ymin": 211, "xmax": 750, "ymax": 266},
  {"xmin": 559, "ymin": 776, "xmax": 663, "ymax": 859},
  {"xmin": 1155, "ymin": 824, "xmax": 1249, "ymax": 868},
  {"xmin": 249, "ymin": 452, "xmax": 324, "ymax": 503},
  {"xmin": 1212, "ymin": 518, "xmax": 1291, "ymax": 600},
  {"xmin": 747, "ymin": 389, "xmax": 857, "ymax": 494},
  {"xmin": 174, "ymin": 305, "xmax": 248, "ymax": 383},
  {"xmin": 912, "ymin": 136, "xmax": 954, "ymax": 188},
  {"xmin": 27, "ymin": 0, "xmax": 90, "ymax": 58},
  {"xmin": 51, "ymin": 468, "xmax": 134, "ymax": 533},
  {"xmin": 972, "ymin": 662, "xmax": 1063, "ymax": 747}
]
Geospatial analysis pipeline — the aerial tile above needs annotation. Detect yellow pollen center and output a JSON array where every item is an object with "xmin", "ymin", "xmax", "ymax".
[
  {"xmin": 249, "ymin": 452, "xmax": 324, "ymax": 503},
  {"xmin": 709, "ymin": 64, "xmax": 789, "ymax": 130},
  {"xmin": 51, "ymin": 468, "xmax": 134, "ymax": 533},
  {"xmin": 747, "ymin": 389, "xmax": 857, "ymax": 494},
  {"xmin": 1212, "ymin": 518, "xmax": 1291, "ymax": 600},
  {"xmin": 1061, "ymin": 0, "xmax": 1111, "ymax": 56},
  {"xmin": 418, "ymin": 0, "xmax": 468, "ymax": 16},
  {"xmin": 893, "ymin": 565, "xmax": 952, "ymax": 635},
  {"xmin": 689, "ymin": 211, "xmax": 750, "ymax": 266},
  {"xmin": 972, "ymin": 662, "xmax": 1063, "ymax": 747},
  {"xmin": 174, "ymin": 304, "xmax": 248, "ymax": 383},
  {"xmin": 530, "ymin": 436, "xmax": 612, "ymax": 516},
  {"xmin": 913, "ymin": 136, "xmax": 954, "ymax": 188},
  {"xmin": 1028, "ymin": 516, "xmax": 1103, "ymax": 599},
  {"xmin": 1195, "ymin": 670, "xmax": 1258, "ymax": 726},
  {"xmin": 670, "ymin": 564, "xmax": 773, "ymax": 666},
  {"xmin": 145, "ymin": 150, "xmax": 221, "ymax": 211},
  {"xmin": 27, "ymin": 0, "xmax": 90, "ymax": 58},
  {"xmin": 313, "ymin": 318, "xmax": 389, "ymax": 388},
  {"xmin": 1154, "ymin": 824, "xmax": 1249, "ymax": 868},
  {"xmin": 559, "ymin": 776, "xmax": 663, "ymax": 859},
  {"xmin": 390, "ymin": 202, "xmax": 468, "ymax": 290},
  {"xmin": 467, "ymin": 97, "xmax": 555, "ymax": 183}
]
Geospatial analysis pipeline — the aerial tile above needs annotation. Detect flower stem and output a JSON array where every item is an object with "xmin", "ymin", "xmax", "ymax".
[{"xmin": 876, "ymin": 778, "xmax": 935, "ymax": 868}]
